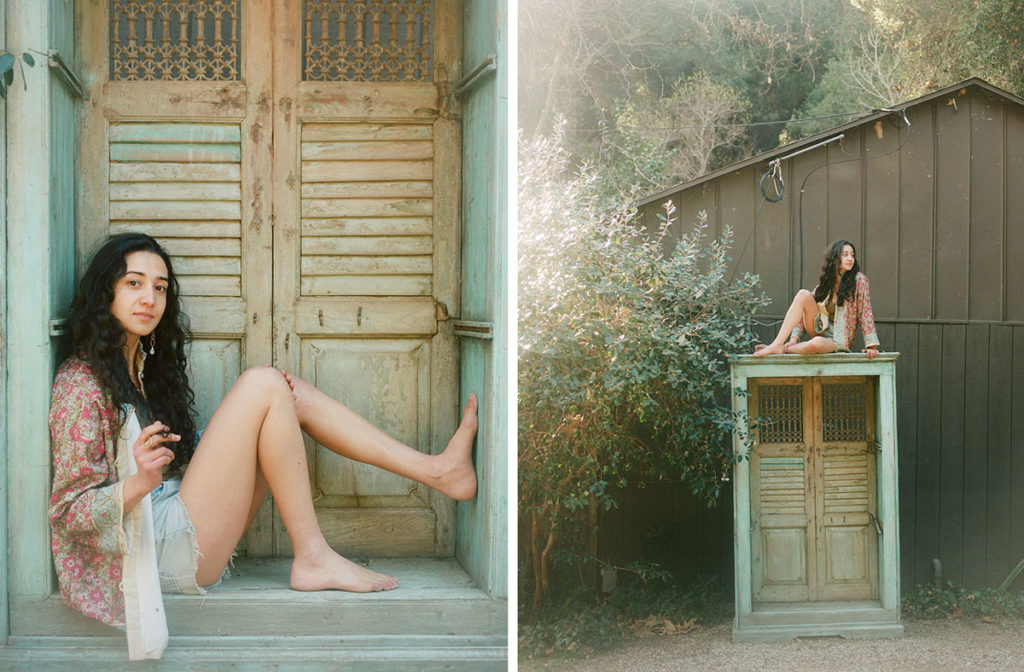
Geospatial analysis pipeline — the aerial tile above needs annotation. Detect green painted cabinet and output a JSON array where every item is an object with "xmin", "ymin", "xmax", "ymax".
[{"xmin": 731, "ymin": 354, "xmax": 903, "ymax": 642}]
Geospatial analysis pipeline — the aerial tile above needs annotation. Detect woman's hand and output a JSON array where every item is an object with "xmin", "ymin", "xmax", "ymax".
[
  {"xmin": 862, "ymin": 346, "xmax": 879, "ymax": 359},
  {"xmin": 123, "ymin": 422, "xmax": 180, "ymax": 512}
]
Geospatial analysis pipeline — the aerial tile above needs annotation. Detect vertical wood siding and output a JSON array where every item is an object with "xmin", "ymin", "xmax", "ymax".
[{"xmin": 611, "ymin": 85, "xmax": 1024, "ymax": 593}]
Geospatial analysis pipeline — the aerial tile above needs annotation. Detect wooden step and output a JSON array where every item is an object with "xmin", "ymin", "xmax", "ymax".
[
  {"xmin": 165, "ymin": 556, "xmax": 506, "ymax": 637},
  {"xmin": 0, "ymin": 636, "xmax": 509, "ymax": 671},
  {"xmin": 2, "ymin": 557, "xmax": 507, "ymax": 669}
]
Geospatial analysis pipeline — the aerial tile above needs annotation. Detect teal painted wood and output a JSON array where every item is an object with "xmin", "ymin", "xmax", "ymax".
[
  {"xmin": 730, "ymin": 364, "xmax": 754, "ymax": 618},
  {"xmin": 3, "ymin": 557, "xmax": 507, "ymax": 666},
  {"xmin": 12, "ymin": 558, "xmax": 506, "ymax": 637},
  {"xmin": 1, "ymin": 0, "xmax": 8, "ymax": 648},
  {"xmin": 109, "ymin": 122, "xmax": 242, "ymax": 143},
  {"xmin": 456, "ymin": 0, "xmax": 510, "ymax": 600},
  {"xmin": 6, "ymin": 0, "xmax": 75, "ymax": 608},
  {"xmin": 109, "ymin": 141, "xmax": 241, "ymax": 163},
  {"xmin": 730, "ymin": 354, "xmax": 903, "ymax": 642},
  {"xmin": 4, "ymin": 0, "xmax": 77, "ymax": 641},
  {"xmin": 877, "ymin": 368, "xmax": 901, "ymax": 612},
  {"xmin": 0, "ymin": 639, "xmax": 508, "ymax": 671}
]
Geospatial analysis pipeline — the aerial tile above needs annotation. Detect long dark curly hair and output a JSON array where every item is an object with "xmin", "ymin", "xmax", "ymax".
[
  {"xmin": 68, "ymin": 233, "xmax": 198, "ymax": 471},
  {"xmin": 813, "ymin": 240, "xmax": 859, "ymax": 307}
]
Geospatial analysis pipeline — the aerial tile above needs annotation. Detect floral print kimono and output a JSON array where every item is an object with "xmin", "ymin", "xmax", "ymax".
[
  {"xmin": 48, "ymin": 356, "xmax": 168, "ymax": 660},
  {"xmin": 791, "ymin": 272, "xmax": 879, "ymax": 352}
]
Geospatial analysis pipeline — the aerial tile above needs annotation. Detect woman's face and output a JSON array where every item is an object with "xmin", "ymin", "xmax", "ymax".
[
  {"xmin": 109, "ymin": 251, "xmax": 169, "ymax": 343},
  {"xmin": 839, "ymin": 244, "xmax": 855, "ymax": 274}
]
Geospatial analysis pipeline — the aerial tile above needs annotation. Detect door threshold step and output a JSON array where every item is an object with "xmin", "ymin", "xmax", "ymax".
[
  {"xmin": 13, "ymin": 557, "xmax": 507, "ymax": 639},
  {"xmin": 0, "ymin": 635, "xmax": 508, "ymax": 671}
]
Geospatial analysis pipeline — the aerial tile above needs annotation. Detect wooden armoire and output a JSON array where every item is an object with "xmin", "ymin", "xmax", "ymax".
[{"xmin": 730, "ymin": 353, "xmax": 904, "ymax": 642}]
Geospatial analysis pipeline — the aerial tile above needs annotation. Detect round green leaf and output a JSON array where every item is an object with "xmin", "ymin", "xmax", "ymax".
[
  {"xmin": 0, "ymin": 53, "xmax": 14, "ymax": 74},
  {"xmin": 22, "ymin": 53, "xmax": 35, "ymax": 67}
]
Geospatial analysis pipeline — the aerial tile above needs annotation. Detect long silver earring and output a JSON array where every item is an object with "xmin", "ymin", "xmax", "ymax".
[{"xmin": 149, "ymin": 332, "xmax": 156, "ymax": 355}]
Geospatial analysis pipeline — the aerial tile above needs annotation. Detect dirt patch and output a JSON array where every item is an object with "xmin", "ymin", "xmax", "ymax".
[{"xmin": 520, "ymin": 619, "xmax": 1024, "ymax": 671}]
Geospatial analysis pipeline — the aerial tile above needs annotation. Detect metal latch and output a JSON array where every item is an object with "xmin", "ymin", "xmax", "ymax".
[
  {"xmin": 49, "ymin": 317, "xmax": 69, "ymax": 337},
  {"xmin": 869, "ymin": 513, "xmax": 883, "ymax": 536},
  {"xmin": 451, "ymin": 320, "xmax": 493, "ymax": 339},
  {"xmin": 48, "ymin": 50, "xmax": 86, "ymax": 100},
  {"xmin": 455, "ymin": 54, "xmax": 497, "ymax": 98}
]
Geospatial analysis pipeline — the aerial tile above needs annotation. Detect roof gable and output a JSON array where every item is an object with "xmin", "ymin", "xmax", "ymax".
[{"xmin": 638, "ymin": 78, "xmax": 1024, "ymax": 207}]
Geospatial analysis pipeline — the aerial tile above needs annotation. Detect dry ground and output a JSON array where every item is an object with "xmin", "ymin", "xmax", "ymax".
[{"xmin": 520, "ymin": 619, "xmax": 1024, "ymax": 671}]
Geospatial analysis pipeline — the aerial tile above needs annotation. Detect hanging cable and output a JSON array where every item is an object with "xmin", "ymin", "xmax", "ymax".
[
  {"xmin": 728, "ymin": 110, "xmax": 912, "ymax": 286},
  {"xmin": 759, "ymin": 159, "xmax": 784, "ymax": 203},
  {"xmin": 795, "ymin": 110, "xmax": 912, "ymax": 281}
]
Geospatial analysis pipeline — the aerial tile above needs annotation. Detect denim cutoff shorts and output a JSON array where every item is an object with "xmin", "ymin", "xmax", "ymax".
[
  {"xmin": 150, "ymin": 478, "xmax": 210, "ymax": 594},
  {"xmin": 813, "ymin": 314, "xmax": 835, "ymax": 341}
]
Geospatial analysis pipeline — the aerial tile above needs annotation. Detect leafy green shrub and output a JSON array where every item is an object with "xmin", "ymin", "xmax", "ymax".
[
  {"xmin": 517, "ymin": 575, "xmax": 726, "ymax": 660},
  {"xmin": 518, "ymin": 123, "xmax": 769, "ymax": 616},
  {"xmin": 903, "ymin": 580, "xmax": 1024, "ymax": 621}
]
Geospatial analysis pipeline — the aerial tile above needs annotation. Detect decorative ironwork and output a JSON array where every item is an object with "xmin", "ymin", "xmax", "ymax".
[
  {"xmin": 822, "ymin": 383, "xmax": 868, "ymax": 442},
  {"xmin": 758, "ymin": 384, "xmax": 804, "ymax": 444},
  {"xmin": 303, "ymin": 0, "xmax": 433, "ymax": 82},
  {"xmin": 110, "ymin": 1, "xmax": 241, "ymax": 81}
]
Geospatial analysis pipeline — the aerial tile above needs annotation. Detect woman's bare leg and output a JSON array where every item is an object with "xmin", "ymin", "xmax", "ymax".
[
  {"xmin": 179, "ymin": 366, "xmax": 398, "ymax": 591},
  {"xmin": 786, "ymin": 336, "xmax": 836, "ymax": 354},
  {"xmin": 282, "ymin": 374, "xmax": 478, "ymax": 501},
  {"xmin": 754, "ymin": 289, "xmax": 819, "ymax": 356}
]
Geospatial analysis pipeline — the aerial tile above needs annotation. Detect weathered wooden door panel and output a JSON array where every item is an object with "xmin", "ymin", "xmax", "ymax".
[
  {"xmin": 816, "ymin": 379, "xmax": 878, "ymax": 601},
  {"xmin": 750, "ymin": 380, "xmax": 815, "ymax": 602},
  {"xmin": 80, "ymin": 0, "xmax": 459, "ymax": 557},
  {"xmin": 271, "ymin": 0, "xmax": 460, "ymax": 557},
  {"xmin": 754, "ymin": 455, "xmax": 812, "ymax": 601},
  {"xmin": 751, "ymin": 377, "xmax": 879, "ymax": 603}
]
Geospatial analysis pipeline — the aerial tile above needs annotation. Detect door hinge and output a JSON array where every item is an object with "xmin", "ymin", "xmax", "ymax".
[{"xmin": 452, "ymin": 320, "xmax": 493, "ymax": 340}]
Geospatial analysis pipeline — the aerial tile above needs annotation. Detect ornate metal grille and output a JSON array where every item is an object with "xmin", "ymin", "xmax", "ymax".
[
  {"xmin": 822, "ymin": 383, "xmax": 868, "ymax": 442},
  {"xmin": 110, "ymin": 1, "xmax": 241, "ymax": 81},
  {"xmin": 303, "ymin": 0, "xmax": 433, "ymax": 82},
  {"xmin": 758, "ymin": 384, "xmax": 804, "ymax": 444}
]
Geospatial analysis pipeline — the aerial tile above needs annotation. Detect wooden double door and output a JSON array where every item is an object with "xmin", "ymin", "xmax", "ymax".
[
  {"xmin": 78, "ymin": 0, "xmax": 462, "ymax": 557},
  {"xmin": 749, "ymin": 377, "xmax": 880, "ymax": 603}
]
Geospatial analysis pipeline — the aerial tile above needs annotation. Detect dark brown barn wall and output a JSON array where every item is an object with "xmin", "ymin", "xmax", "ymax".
[{"xmin": 613, "ymin": 84, "xmax": 1024, "ymax": 593}]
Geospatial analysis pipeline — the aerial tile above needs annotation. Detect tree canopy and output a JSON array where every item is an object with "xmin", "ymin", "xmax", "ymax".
[{"xmin": 520, "ymin": 0, "xmax": 1024, "ymax": 186}]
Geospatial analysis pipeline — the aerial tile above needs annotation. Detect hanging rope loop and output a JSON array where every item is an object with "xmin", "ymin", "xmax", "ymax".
[{"xmin": 760, "ymin": 159, "xmax": 784, "ymax": 203}]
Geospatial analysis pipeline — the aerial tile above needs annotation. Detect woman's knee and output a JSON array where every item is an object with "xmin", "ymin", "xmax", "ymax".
[
  {"xmin": 234, "ymin": 366, "xmax": 292, "ymax": 402},
  {"xmin": 795, "ymin": 288, "xmax": 814, "ymax": 303}
]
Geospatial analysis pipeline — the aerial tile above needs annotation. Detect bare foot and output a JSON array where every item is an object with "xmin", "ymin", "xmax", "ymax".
[
  {"xmin": 434, "ymin": 393, "xmax": 479, "ymax": 501},
  {"xmin": 754, "ymin": 342, "xmax": 785, "ymax": 356},
  {"xmin": 291, "ymin": 546, "xmax": 398, "ymax": 592},
  {"xmin": 754, "ymin": 344, "xmax": 768, "ymax": 352}
]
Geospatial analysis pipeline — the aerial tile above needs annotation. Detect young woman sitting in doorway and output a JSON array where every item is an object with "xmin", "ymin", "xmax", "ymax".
[{"xmin": 48, "ymin": 233, "xmax": 479, "ymax": 658}]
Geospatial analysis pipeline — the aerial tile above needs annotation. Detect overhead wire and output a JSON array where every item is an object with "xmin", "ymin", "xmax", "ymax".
[
  {"xmin": 727, "ymin": 108, "xmax": 911, "ymax": 293},
  {"xmin": 562, "ymin": 109, "xmax": 873, "ymax": 134}
]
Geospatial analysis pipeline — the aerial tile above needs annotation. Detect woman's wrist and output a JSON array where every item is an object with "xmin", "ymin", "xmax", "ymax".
[{"xmin": 121, "ymin": 473, "xmax": 152, "ymax": 513}]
